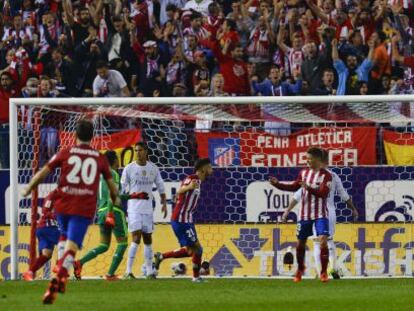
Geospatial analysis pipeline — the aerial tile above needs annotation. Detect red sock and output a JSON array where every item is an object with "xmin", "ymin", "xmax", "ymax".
[
  {"xmin": 30, "ymin": 255, "xmax": 50, "ymax": 273},
  {"xmin": 296, "ymin": 244, "xmax": 305, "ymax": 271},
  {"xmin": 162, "ymin": 247, "xmax": 189, "ymax": 259},
  {"xmin": 57, "ymin": 250, "xmax": 75, "ymax": 278},
  {"xmin": 192, "ymin": 253, "xmax": 202, "ymax": 278},
  {"xmin": 320, "ymin": 246, "xmax": 329, "ymax": 274}
]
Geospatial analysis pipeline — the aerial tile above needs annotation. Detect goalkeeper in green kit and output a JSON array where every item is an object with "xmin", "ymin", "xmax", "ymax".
[{"xmin": 73, "ymin": 150, "xmax": 149, "ymax": 281}]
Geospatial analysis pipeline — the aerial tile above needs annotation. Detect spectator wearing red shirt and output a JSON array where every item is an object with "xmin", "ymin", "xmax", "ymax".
[
  {"xmin": 203, "ymin": 2, "xmax": 224, "ymax": 38},
  {"xmin": 0, "ymin": 71, "xmax": 19, "ymax": 124},
  {"xmin": 0, "ymin": 71, "xmax": 20, "ymax": 169},
  {"xmin": 207, "ymin": 39, "xmax": 250, "ymax": 96},
  {"xmin": 131, "ymin": 0, "xmax": 150, "ymax": 43},
  {"xmin": 217, "ymin": 18, "xmax": 240, "ymax": 55}
]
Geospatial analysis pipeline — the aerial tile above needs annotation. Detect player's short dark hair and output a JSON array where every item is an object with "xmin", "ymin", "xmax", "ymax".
[
  {"xmin": 194, "ymin": 158, "xmax": 211, "ymax": 171},
  {"xmin": 96, "ymin": 60, "xmax": 109, "ymax": 70},
  {"xmin": 307, "ymin": 147, "xmax": 324, "ymax": 161},
  {"xmin": 112, "ymin": 15, "xmax": 123, "ymax": 23},
  {"xmin": 323, "ymin": 68, "xmax": 334, "ymax": 75},
  {"xmin": 377, "ymin": 30, "xmax": 387, "ymax": 43},
  {"xmin": 190, "ymin": 11, "xmax": 202, "ymax": 20},
  {"xmin": 321, "ymin": 149, "xmax": 329, "ymax": 164},
  {"xmin": 136, "ymin": 141, "xmax": 148, "ymax": 152},
  {"xmin": 76, "ymin": 119, "xmax": 94, "ymax": 142},
  {"xmin": 225, "ymin": 18, "xmax": 237, "ymax": 31},
  {"xmin": 208, "ymin": 2, "xmax": 219, "ymax": 15},
  {"xmin": 105, "ymin": 150, "xmax": 118, "ymax": 166},
  {"xmin": 79, "ymin": 6, "xmax": 89, "ymax": 12},
  {"xmin": 166, "ymin": 3, "xmax": 177, "ymax": 12}
]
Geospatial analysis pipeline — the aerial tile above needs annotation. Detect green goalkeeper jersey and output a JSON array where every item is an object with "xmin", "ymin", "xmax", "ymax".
[{"xmin": 98, "ymin": 169, "xmax": 120, "ymax": 209}]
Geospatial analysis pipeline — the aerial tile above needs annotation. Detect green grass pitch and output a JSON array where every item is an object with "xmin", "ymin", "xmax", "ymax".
[{"xmin": 0, "ymin": 278, "xmax": 413, "ymax": 311}]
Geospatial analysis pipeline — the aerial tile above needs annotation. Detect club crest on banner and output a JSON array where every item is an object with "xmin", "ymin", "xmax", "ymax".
[{"xmin": 208, "ymin": 138, "xmax": 240, "ymax": 167}]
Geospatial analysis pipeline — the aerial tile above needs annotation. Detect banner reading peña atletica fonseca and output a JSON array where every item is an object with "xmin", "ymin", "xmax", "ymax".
[{"xmin": 196, "ymin": 127, "xmax": 377, "ymax": 167}]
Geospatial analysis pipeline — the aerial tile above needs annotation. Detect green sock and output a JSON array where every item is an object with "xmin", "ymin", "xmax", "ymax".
[
  {"xmin": 108, "ymin": 243, "xmax": 128, "ymax": 276},
  {"xmin": 80, "ymin": 244, "xmax": 109, "ymax": 266}
]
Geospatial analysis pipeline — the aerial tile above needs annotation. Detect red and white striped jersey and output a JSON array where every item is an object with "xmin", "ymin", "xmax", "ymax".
[
  {"xmin": 274, "ymin": 168, "xmax": 332, "ymax": 221},
  {"xmin": 287, "ymin": 48, "xmax": 304, "ymax": 77},
  {"xmin": 171, "ymin": 174, "xmax": 201, "ymax": 223}
]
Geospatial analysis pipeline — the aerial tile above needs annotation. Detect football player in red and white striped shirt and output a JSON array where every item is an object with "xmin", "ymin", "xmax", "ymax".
[
  {"xmin": 153, "ymin": 158, "xmax": 213, "ymax": 282},
  {"xmin": 22, "ymin": 189, "xmax": 60, "ymax": 281},
  {"xmin": 270, "ymin": 147, "xmax": 332, "ymax": 283}
]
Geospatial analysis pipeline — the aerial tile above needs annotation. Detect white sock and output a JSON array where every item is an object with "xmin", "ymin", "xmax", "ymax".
[
  {"xmin": 126, "ymin": 242, "xmax": 139, "ymax": 274},
  {"xmin": 62, "ymin": 251, "xmax": 75, "ymax": 272},
  {"xmin": 57, "ymin": 240, "xmax": 66, "ymax": 260},
  {"xmin": 144, "ymin": 244, "xmax": 153, "ymax": 275},
  {"xmin": 328, "ymin": 239, "xmax": 336, "ymax": 271},
  {"xmin": 313, "ymin": 240, "xmax": 321, "ymax": 275}
]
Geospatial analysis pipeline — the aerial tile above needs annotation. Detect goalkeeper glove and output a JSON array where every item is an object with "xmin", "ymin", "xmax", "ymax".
[
  {"xmin": 104, "ymin": 212, "xmax": 115, "ymax": 229},
  {"xmin": 130, "ymin": 192, "xmax": 150, "ymax": 200}
]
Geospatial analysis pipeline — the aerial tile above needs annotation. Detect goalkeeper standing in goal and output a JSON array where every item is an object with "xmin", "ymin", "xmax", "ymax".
[{"xmin": 73, "ymin": 151, "xmax": 149, "ymax": 280}]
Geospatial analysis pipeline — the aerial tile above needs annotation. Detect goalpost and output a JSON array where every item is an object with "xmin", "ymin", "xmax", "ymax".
[{"xmin": 8, "ymin": 95, "xmax": 414, "ymax": 280}]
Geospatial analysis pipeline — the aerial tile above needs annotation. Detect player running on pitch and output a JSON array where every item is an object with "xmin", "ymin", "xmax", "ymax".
[
  {"xmin": 22, "ymin": 190, "xmax": 60, "ymax": 281},
  {"xmin": 122, "ymin": 142, "xmax": 167, "ymax": 279},
  {"xmin": 271, "ymin": 147, "xmax": 331, "ymax": 283},
  {"xmin": 22, "ymin": 119, "xmax": 118, "ymax": 304},
  {"xmin": 286, "ymin": 149, "xmax": 358, "ymax": 279},
  {"xmin": 153, "ymin": 158, "xmax": 213, "ymax": 282},
  {"xmin": 73, "ymin": 150, "xmax": 149, "ymax": 281}
]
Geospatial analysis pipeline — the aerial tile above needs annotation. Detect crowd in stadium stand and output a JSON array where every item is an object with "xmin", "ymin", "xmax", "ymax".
[{"xmin": 0, "ymin": 0, "xmax": 414, "ymax": 168}]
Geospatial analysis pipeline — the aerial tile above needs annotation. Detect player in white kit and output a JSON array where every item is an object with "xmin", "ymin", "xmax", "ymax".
[
  {"xmin": 121, "ymin": 142, "xmax": 167, "ymax": 278},
  {"xmin": 288, "ymin": 149, "xmax": 358, "ymax": 279}
]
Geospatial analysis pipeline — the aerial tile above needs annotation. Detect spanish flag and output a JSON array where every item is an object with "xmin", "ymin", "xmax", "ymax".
[
  {"xmin": 383, "ymin": 130, "xmax": 414, "ymax": 165},
  {"xmin": 59, "ymin": 129, "xmax": 141, "ymax": 167}
]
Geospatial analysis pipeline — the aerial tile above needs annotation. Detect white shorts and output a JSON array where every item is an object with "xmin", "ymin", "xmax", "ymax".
[
  {"xmin": 128, "ymin": 212, "xmax": 154, "ymax": 233},
  {"xmin": 312, "ymin": 211, "xmax": 336, "ymax": 239}
]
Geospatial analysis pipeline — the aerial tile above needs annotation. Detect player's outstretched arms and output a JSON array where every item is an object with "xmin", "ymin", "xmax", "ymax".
[
  {"xmin": 269, "ymin": 176, "xmax": 279, "ymax": 186},
  {"xmin": 346, "ymin": 199, "xmax": 359, "ymax": 221},
  {"xmin": 22, "ymin": 165, "xmax": 51, "ymax": 197},
  {"xmin": 106, "ymin": 178, "xmax": 119, "ymax": 205},
  {"xmin": 177, "ymin": 180, "xmax": 198, "ymax": 194},
  {"xmin": 160, "ymin": 193, "xmax": 167, "ymax": 218},
  {"xmin": 282, "ymin": 199, "xmax": 298, "ymax": 223},
  {"xmin": 269, "ymin": 176, "xmax": 301, "ymax": 192}
]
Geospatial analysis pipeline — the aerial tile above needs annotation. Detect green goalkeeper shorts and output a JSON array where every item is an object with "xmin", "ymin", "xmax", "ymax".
[{"xmin": 97, "ymin": 206, "xmax": 128, "ymax": 238}]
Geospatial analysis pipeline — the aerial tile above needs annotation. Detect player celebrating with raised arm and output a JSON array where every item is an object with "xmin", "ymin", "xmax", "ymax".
[
  {"xmin": 22, "ymin": 190, "xmax": 60, "ymax": 281},
  {"xmin": 153, "ymin": 158, "xmax": 213, "ymax": 283},
  {"xmin": 122, "ymin": 142, "xmax": 167, "ymax": 279},
  {"xmin": 73, "ymin": 150, "xmax": 149, "ymax": 281},
  {"xmin": 270, "ymin": 147, "xmax": 332, "ymax": 283},
  {"xmin": 285, "ymin": 149, "xmax": 359, "ymax": 279},
  {"xmin": 22, "ymin": 119, "xmax": 118, "ymax": 304}
]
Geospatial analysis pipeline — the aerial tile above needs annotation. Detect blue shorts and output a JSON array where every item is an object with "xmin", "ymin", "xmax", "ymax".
[
  {"xmin": 171, "ymin": 221, "xmax": 198, "ymax": 247},
  {"xmin": 297, "ymin": 218, "xmax": 329, "ymax": 240},
  {"xmin": 37, "ymin": 226, "xmax": 60, "ymax": 253},
  {"xmin": 56, "ymin": 214, "xmax": 92, "ymax": 249}
]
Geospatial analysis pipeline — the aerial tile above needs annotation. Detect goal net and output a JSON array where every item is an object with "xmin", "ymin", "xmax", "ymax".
[{"xmin": 8, "ymin": 95, "xmax": 414, "ymax": 280}]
